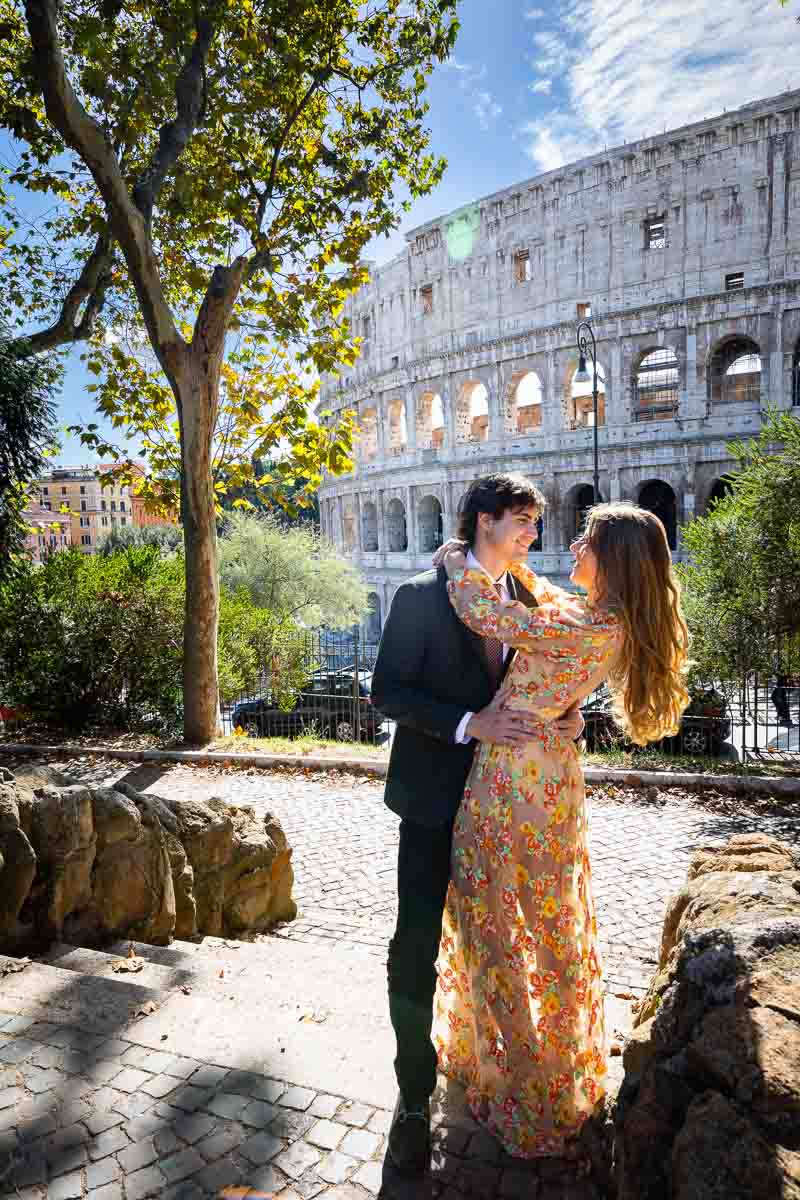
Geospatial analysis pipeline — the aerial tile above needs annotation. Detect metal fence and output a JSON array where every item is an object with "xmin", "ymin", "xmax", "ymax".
[{"xmin": 220, "ymin": 626, "xmax": 386, "ymax": 745}]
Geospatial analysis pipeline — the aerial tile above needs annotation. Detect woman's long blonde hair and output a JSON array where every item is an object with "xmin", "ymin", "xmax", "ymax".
[{"xmin": 585, "ymin": 502, "xmax": 690, "ymax": 745}]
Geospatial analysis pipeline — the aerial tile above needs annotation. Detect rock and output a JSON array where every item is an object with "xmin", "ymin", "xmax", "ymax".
[
  {"xmin": 614, "ymin": 834, "xmax": 800, "ymax": 1200},
  {"xmin": 0, "ymin": 769, "xmax": 294, "ymax": 953}
]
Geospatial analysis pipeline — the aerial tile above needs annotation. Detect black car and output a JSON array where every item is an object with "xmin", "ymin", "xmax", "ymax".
[
  {"xmin": 231, "ymin": 670, "xmax": 380, "ymax": 742},
  {"xmin": 581, "ymin": 684, "xmax": 732, "ymax": 757}
]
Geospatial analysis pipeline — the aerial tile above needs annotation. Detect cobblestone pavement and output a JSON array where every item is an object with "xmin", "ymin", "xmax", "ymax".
[
  {"xmin": 4, "ymin": 755, "xmax": 800, "ymax": 1200},
  {"xmin": 31, "ymin": 756, "xmax": 800, "ymax": 995}
]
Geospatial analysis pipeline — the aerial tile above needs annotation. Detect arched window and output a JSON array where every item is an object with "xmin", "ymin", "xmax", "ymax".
[
  {"xmin": 361, "ymin": 501, "xmax": 378, "ymax": 551},
  {"xmin": 418, "ymin": 495, "xmax": 443, "ymax": 553},
  {"xmin": 568, "ymin": 484, "xmax": 596, "ymax": 541},
  {"xmin": 634, "ymin": 348, "xmax": 679, "ymax": 421},
  {"xmin": 709, "ymin": 338, "xmax": 762, "ymax": 405},
  {"xmin": 341, "ymin": 501, "xmax": 356, "ymax": 552},
  {"xmin": 706, "ymin": 477, "xmax": 733, "ymax": 512},
  {"xmin": 365, "ymin": 592, "xmax": 382, "ymax": 641},
  {"xmin": 456, "ymin": 380, "xmax": 489, "ymax": 443},
  {"xmin": 417, "ymin": 390, "xmax": 444, "ymax": 449},
  {"xmin": 387, "ymin": 399, "xmax": 407, "ymax": 454},
  {"xmin": 568, "ymin": 363, "xmax": 606, "ymax": 429},
  {"xmin": 639, "ymin": 480, "xmax": 677, "ymax": 550},
  {"xmin": 386, "ymin": 499, "xmax": 408, "ymax": 552},
  {"xmin": 359, "ymin": 407, "xmax": 378, "ymax": 459},
  {"xmin": 506, "ymin": 371, "xmax": 543, "ymax": 434}
]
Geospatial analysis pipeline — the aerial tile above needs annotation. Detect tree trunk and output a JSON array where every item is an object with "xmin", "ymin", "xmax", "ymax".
[{"xmin": 174, "ymin": 357, "xmax": 220, "ymax": 745}]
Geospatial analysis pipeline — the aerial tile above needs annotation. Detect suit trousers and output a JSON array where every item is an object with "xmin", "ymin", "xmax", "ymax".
[{"xmin": 387, "ymin": 816, "xmax": 454, "ymax": 1106}]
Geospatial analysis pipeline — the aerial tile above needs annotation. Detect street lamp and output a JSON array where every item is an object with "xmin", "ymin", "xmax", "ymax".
[{"xmin": 574, "ymin": 319, "xmax": 601, "ymax": 504}]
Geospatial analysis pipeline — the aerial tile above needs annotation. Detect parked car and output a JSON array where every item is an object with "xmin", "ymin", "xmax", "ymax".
[
  {"xmin": 581, "ymin": 684, "xmax": 732, "ymax": 757},
  {"xmin": 231, "ymin": 670, "xmax": 380, "ymax": 742}
]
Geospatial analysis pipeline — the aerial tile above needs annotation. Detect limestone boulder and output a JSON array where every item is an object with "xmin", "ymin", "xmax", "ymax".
[
  {"xmin": 0, "ymin": 767, "xmax": 295, "ymax": 953},
  {"xmin": 614, "ymin": 834, "xmax": 800, "ymax": 1200}
]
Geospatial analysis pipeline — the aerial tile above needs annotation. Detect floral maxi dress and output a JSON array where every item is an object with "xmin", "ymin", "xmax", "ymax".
[{"xmin": 433, "ymin": 560, "xmax": 623, "ymax": 1159}]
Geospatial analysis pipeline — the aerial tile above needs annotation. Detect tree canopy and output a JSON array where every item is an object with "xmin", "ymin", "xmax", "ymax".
[
  {"xmin": 679, "ymin": 409, "xmax": 800, "ymax": 684},
  {"xmin": 0, "ymin": 0, "xmax": 460, "ymax": 740}
]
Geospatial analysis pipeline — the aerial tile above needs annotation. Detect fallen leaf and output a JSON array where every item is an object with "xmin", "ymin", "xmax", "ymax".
[
  {"xmin": 181, "ymin": 985, "xmax": 191, "ymax": 995},
  {"xmin": 610, "ymin": 1043, "xmax": 623, "ymax": 1056},
  {"xmin": 299, "ymin": 1009, "xmax": 328, "ymax": 1024},
  {"xmin": 130, "ymin": 1000, "xmax": 158, "ymax": 1018},
  {"xmin": 222, "ymin": 940, "xmax": 241, "ymax": 950},
  {"xmin": 127, "ymin": 942, "xmax": 137, "ymax": 958},
  {"xmin": 112, "ymin": 956, "xmax": 145, "ymax": 973},
  {"xmin": 218, "ymin": 969, "xmax": 225, "ymax": 979},
  {"xmin": 613, "ymin": 991, "xmax": 636, "ymax": 1000}
]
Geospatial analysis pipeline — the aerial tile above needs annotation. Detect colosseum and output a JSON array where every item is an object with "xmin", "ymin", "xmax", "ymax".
[{"xmin": 318, "ymin": 88, "xmax": 800, "ymax": 637}]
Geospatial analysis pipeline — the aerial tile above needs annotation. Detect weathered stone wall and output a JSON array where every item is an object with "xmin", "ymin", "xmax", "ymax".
[
  {"xmin": 613, "ymin": 832, "xmax": 800, "ymax": 1199},
  {"xmin": 318, "ymin": 88, "xmax": 800, "ymax": 622},
  {"xmin": 0, "ymin": 766, "xmax": 295, "ymax": 951}
]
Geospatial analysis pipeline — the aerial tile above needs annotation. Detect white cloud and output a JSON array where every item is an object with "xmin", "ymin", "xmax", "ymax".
[
  {"xmin": 521, "ymin": 0, "xmax": 798, "ymax": 173},
  {"xmin": 530, "ymin": 78, "xmax": 553, "ymax": 95},
  {"xmin": 445, "ymin": 58, "xmax": 503, "ymax": 132}
]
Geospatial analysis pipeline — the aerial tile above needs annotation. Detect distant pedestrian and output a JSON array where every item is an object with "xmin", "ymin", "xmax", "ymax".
[{"xmin": 772, "ymin": 674, "xmax": 795, "ymax": 726}]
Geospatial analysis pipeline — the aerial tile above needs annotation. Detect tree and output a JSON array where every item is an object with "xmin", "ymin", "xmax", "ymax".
[
  {"xmin": 1, "ymin": 0, "xmax": 459, "ymax": 741},
  {"xmin": 218, "ymin": 510, "xmax": 368, "ymax": 631},
  {"xmin": 678, "ymin": 409, "xmax": 800, "ymax": 684},
  {"xmin": 97, "ymin": 521, "xmax": 183, "ymax": 557},
  {"xmin": 0, "ymin": 332, "xmax": 57, "ymax": 581}
]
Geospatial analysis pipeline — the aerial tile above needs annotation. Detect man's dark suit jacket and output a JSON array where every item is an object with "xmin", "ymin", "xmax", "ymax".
[{"xmin": 371, "ymin": 565, "xmax": 535, "ymax": 829}]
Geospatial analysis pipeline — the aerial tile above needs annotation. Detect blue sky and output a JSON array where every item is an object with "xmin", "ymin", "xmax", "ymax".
[{"xmin": 37, "ymin": 0, "xmax": 800, "ymax": 463}]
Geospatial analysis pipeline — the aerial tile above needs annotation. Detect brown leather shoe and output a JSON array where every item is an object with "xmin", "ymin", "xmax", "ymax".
[{"xmin": 387, "ymin": 1094, "xmax": 431, "ymax": 1174}]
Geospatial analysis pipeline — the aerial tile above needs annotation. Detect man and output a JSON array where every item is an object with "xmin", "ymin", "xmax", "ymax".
[{"xmin": 371, "ymin": 472, "xmax": 584, "ymax": 1172}]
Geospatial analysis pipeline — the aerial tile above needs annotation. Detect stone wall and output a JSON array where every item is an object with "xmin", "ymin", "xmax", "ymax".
[
  {"xmin": 613, "ymin": 832, "xmax": 800, "ymax": 1199},
  {"xmin": 0, "ymin": 766, "xmax": 295, "ymax": 951}
]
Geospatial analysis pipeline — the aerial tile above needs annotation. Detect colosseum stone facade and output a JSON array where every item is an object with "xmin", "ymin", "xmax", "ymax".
[{"xmin": 318, "ymin": 88, "xmax": 800, "ymax": 637}]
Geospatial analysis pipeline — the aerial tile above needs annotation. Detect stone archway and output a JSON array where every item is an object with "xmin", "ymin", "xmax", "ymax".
[
  {"xmin": 455, "ymin": 380, "xmax": 489, "ymax": 443},
  {"xmin": 359, "ymin": 407, "xmax": 378, "ymax": 459},
  {"xmin": 418, "ymin": 495, "xmax": 444, "ymax": 553},
  {"xmin": 361, "ymin": 500, "xmax": 378, "ymax": 551},
  {"xmin": 417, "ymin": 390, "xmax": 445, "ymax": 449},
  {"xmin": 633, "ymin": 347, "xmax": 680, "ymax": 421},
  {"xmin": 386, "ymin": 498, "xmax": 408, "ymax": 552},
  {"xmin": 638, "ymin": 479, "xmax": 678, "ymax": 549},
  {"xmin": 708, "ymin": 336, "xmax": 762, "ymax": 405},
  {"xmin": 365, "ymin": 592, "xmax": 382, "ymax": 641},
  {"xmin": 505, "ymin": 370, "xmax": 543, "ymax": 435},
  {"xmin": 565, "ymin": 483, "xmax": 596, "ymax": 543},
  {"xmin": 705, "ymin": 477, "xmax": 734, "ymax": 513},
  {"xmin": 387, "ymin": 398, "xmax": 407, "ymax": 454},
  {"xmin": 564, "ymin": 362, "xmax": 606, "ymax": 429}
]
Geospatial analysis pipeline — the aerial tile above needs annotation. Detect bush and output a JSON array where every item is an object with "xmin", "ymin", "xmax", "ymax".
[{"xmin": 0, "ymin": 547, "xmax": 310, "ymax": 732}]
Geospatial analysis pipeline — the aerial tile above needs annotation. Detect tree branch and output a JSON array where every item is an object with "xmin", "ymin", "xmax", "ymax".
[
  {"xmin": 23, "ymin": 0, "xmax": 181, "ymax": 356},
  {"xmin": 9, "ymin": 229, "xmax": 115, "ymax": 356}
]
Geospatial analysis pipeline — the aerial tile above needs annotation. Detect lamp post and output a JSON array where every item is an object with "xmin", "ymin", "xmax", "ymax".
[{"xmin": 574, "ymin": 320, "xmax": 600, "ymax": 504}]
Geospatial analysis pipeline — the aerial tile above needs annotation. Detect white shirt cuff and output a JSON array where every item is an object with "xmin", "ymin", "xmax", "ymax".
[{"xmin": 455, "ymin": 711, "xmax": 474, "ymax": 744}]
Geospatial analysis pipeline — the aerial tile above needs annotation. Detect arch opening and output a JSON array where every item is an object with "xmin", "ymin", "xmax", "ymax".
[
  {"xmin": 386, "ymin": 498, "xmax": 408, "ymax": 552},
  {"xmin": 417, "ymin": 390, "xmax": 445, "ymax": 449},
  {"xmin": 456, "ymin": 380, "xmax": 489, "ymax": 443},
  {"xmin": 506, "ymin": 371, "xmax": 543, "ymax": 435},
  {"xmin": 359, "ymin": 406, "xmax": 378, "ymax": 459},
  {"xmin": 387, "ymin": 398, "xmax": 408, "ymax": 454},
  {"xmin": 365, "ymin": 592, "xmax": 381, "ymax": 641},
  {"xmin": 418, "ymin": 495, "xmax": 444, "ymax": 553},
  {"xmin": 634, "ymin": 348, "xmax": 679, "ymax": 421},
  {"xmin": 568, "ymin": 362, "xmax": 606, "ymax": 429},
  {"xmin": 567, "ymin": 484, "xmax": 596, "ymax": 542},
  {"xmin": 706, "ymin": 477, "xmax": 734, "ymax": 512},
  {"xmin": 638, "ymin": 479, "xmax": 678, "ymax": 550},
  {"xmin": 361, "ymin": 500, "xmax": 378, "ymax": 552},
  {"xmin": 709, "ymin": 337, "xmax": 762, "ymax": 405}
]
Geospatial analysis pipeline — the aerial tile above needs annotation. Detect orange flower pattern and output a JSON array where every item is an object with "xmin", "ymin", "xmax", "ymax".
[{"xmin": 434, "ymin": 561, "xmax": 622, "ymax": 1158}]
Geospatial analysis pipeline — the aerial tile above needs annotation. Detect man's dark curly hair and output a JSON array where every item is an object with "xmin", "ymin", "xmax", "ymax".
[{"xmin": 456, "ymin": 473, "xmax": 546, "ymax": 546}]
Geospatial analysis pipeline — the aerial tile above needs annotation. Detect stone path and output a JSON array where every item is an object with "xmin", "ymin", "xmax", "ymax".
[{"xmin": 2, "ymin": 755, "xmax": 799, "ymax": 1200}]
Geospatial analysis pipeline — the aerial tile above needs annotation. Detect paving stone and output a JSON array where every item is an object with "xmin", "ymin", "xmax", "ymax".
[
  {"xmin": 0, "ymin": 1084, "xmax": 24, "ymax": 1109},
  {"xmin": 279, "ymin": 1174, "xmax": 327, "ymax": 1200},
  {"xmin": 170, "ymin": 1084, "xmax": 214, "ymax": 1112},
  {"xmin": 352, "ymin": 1159, "xmax": 384, "ymax": 1194},
  {"xmin": 18, "ymin": 1111, "xmax": 58, "ymax": 1142},
  {"xmin": 82, "ymin": 1058, "xmax": 123, "ymax": 1084},
  {"xmin": 268, "ymin": 1109, "xmax": 315, "ymax": 1141},
  {"xmin": 277, "ymin": 1086, "xmax": 316, "ymax": 1111},
  {"xmin": 1, "ymin": 1016, "xmax": 34, "ymax": 1034},
  {"xmin": 248, "ymin": 1076, "xmax": 287, "ymax": 1103},
  {"xmin": 90, "ymin": 1183, "xmax": 125, "ymax": 1200},
  {"xmin": 172, "ymin": 1112, "xmax": 217, "ymax": 1145},
  {"xmin": 160, "ymin": 1146, "xmax": 206, "ymax": 1184},
  {"xmin": 222, "ymin": 1069, "xmax": 263, "ymax": 1095},
  {"xmin": 0, "ymin": 1039, "xmax": 36, "ymax": 1063},
  {"xmin": 47, "ymin": 1123, "xmax": 90, "ymax": 1155},
  {"xmin": 123, "ymin": 1112, "xmax": 162, "ymax": 1141},
  {"xmin": 112, "ymin": 1091, "xmax": 153, "ymax": 1119},
  {"xmin": 339, "ymin": 1127, "xmax": 382, "ymax": 1160},
  {"xmin": 161, "ymin": 1181, "xmax": 205, "ymax": 1200},
  {"xmin": 192, "ymin": 1154, "xmax": 243, "ymax": 1194},
  {"xmin": 367, "ymin": 1108, "xmax": 392, "ymax": 1136},
  {"xmin": 308, "ymin": 1093, "xmax": 343, "ymax": 1120},
  {"xmin": 307, "ymin": 1119, "xmax": 348, "ymax": 1151},
  {"xmin": 94, "ymin": 1038, "xmax": 130, "ymax": 1059},
  {"xmin": 10, "ymin": 1153, "xmax": 47, "ymax": 1188},
  {"xmin": 48, "ymin": 1170, "xmax": 84, "ymax": 1199},
  {"xmin": 205, "ymin": 1090, "xmax": 251, "ymax": 1120},
  {"xmin": 85, "ymin": 1110, "xmax": 125, "ymax": 1137},
  {"xmin": 118, "ymin": 1136, "xmax": 158, "ymax": 1173},
  {"xmin": 125, "ymin": 1164, "xmax": 166, "ymax": 1200},
  {"xmin": 273, "ymin": 1141, "xmax": 322, "ymax": 1180},
  {"xmin": 24, "ymin": 1067, "xmax": 63, "ymax": 1095},
  {"xmin": 48, "ymin": 1144, "xmax": 88, "ymax": 1177},
  {"xmin": 91, "ymin": 1086, "xmax": 127, "ymax": 1111},
  {"xmin": 155, "ymin": 1126, "xmax": 183, "ymax": 1156},
  {"xmin": 162, "ymin": 1056, "xmax": 203, "ymax": 1080},
  {"xmin": 111, "ymin": 1066, "xmax": 151, "ymax": 1092},
  {"xmin": 239, "ymin": 1099, "xmax": 275, "ymax": 1128},
  {"xmin": 196, "ymin": 1120, "xmax": 243, "ymax": 1162},
  {"xmin": 86, "ymin": 1154, "xmax": 122, "ymax": 1189},
  {"xmin": 239, "ymin": 1129, "xmax": 284, "ymax": 1165},
  {"xmin": 316, "ymin": 1149, "xmax": 358, "ymax": 1184},
  {"xmin": 187, "ymin": 1063, "xmax": 229, "ymax": 1089},
  {"xmin": 140, "ymin": 1071, "xmax": 179, "ymax": 1098},
  {"xmin": 336, "ymin": 1100, "xmax": 373, "ymax": 1127},
  {"xmin": 56, "ymin": 1099, "xmax": 93, "ymax": 1127},
  {"xmin": 323, "ymin": 1186, "xmax": 368, "ymax": 1200},
  {"xmin": 88, "ymin": 1126, "xmax": 130, "ymax": 1160},
  {"xmin": 28, "ymin": 1043, "xmax": 66, "ymax": 1069}
]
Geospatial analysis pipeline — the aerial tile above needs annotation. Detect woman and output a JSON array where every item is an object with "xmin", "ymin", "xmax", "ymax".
[{"xmin": 432, "ymin": 502, "xmax": 689, "ymax": 1159}]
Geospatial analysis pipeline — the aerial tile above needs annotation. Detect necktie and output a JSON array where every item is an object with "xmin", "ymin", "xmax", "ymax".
[{"xmin": 484, "ymin": 582, "xmax": 505, "ymax": 690}]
